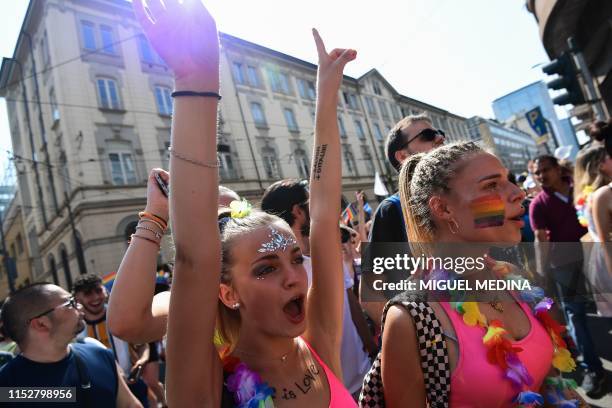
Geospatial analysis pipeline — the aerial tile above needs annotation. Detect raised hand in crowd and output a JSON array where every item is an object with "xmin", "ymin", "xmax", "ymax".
[{"xmin": 108, "ymin": 169, "xmax": 170, "ymax": 343}]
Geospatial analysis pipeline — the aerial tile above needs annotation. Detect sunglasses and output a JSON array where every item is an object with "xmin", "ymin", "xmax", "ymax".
[
  {"xmin": 28, "ymin": 296, "xmax": 80, "ymax": 323},
  {"xmin": 401, "ymin": 128, "xmax": 445, "ymax": 149}
]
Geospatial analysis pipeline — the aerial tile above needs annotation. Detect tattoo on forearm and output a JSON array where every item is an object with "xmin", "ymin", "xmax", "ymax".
[
  {"xmin": 271, "ymin": 363, "xmax": 322, "ymax": 400},
  {"xmin": 313, "ymin": 144, "xmax": 328, "ymax": 181}
]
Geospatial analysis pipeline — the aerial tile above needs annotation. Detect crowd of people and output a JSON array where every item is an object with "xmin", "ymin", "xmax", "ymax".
[{"xmin": 0, "ymin": 1, "xmax": 611, "ymax": 407}]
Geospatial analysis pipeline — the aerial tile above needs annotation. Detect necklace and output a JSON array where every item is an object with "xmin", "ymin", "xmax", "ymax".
[
  {"xmin": 234, "ymin": 339, "xmax": 299, "ymax": 364},
  {"xmin": 488, "ymin": 300, "xmax": 504, "ymax": 313}
]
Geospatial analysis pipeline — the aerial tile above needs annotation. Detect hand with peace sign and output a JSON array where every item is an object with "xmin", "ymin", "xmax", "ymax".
[
  {"xmin": 133, "ymin": 0, "xmax": 219, "ymax": 89},
  {"xmin": 312, "ymin": 29, "xmax": 357, "ymax": 99}
]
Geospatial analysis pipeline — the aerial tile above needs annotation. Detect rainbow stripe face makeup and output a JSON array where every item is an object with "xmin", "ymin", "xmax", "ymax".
[{"xmin": 470, "ymin": 194, "xmax": 505, "ymax": 228}]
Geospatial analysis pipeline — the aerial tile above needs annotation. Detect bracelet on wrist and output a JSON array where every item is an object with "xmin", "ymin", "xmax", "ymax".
[{"xmin": 171, "ymin": 90, "xmax": 221, "ymax": 100}]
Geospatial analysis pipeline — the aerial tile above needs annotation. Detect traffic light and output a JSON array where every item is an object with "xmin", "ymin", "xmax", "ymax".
[{"xmin": 542, "ymin": 52, "xmax": 586, "ymax": 106}]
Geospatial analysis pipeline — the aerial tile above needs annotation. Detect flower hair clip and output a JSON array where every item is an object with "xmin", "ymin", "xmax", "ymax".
[{"xmin": 230, "ymin": 200, "xmax": 252, "ymax": 219}]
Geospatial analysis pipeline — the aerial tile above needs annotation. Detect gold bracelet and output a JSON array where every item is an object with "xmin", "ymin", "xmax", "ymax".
[
  {"xmin": 135, "ymin": 225, "xmax": 163, "ymax": 241},
  {"xmin": 131, "ymin": 234, "xmax": 161, "ymax": 248},
  {"xmin": 168, "ymin": 147, "xmax": 220, "ymax": 168},
  {"xmin": 139, "ymin": 218, "xmax": 166, "ymax": 234}
]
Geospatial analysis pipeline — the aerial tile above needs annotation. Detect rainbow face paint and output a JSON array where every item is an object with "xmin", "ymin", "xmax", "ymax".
[{"xmin": 469, "ymin": 194, "xmax": 505, "ymax": 228}]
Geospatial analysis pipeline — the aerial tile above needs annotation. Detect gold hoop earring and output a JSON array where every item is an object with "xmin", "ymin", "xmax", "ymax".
[{"xmin": 448, "ymin": 219, "xmax": 459, "ymax": 234}]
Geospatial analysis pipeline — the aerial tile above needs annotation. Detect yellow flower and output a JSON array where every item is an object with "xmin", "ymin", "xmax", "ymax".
[
  {"xmin": 462, "ymin": 302, "xmax": 487, "ymax": 327},
  {"xmin": 552, "ymin": 348, "xmax": 576, "ymax": 372},
  {"xmin": 583, "ymin": 185, "xmax": 595, "ymax": 195},
  {"xmin": 230, "ymin": 200, "xmax": 252, "ymax": 219}
]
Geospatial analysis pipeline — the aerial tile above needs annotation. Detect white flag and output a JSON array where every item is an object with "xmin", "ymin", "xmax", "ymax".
[{"xmin": 374, "ymin": 172, "xmax": 389, "ymax": 196}]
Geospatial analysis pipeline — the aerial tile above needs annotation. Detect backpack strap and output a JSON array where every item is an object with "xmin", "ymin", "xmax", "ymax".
[{"xmin": 359, "ymin": 294, "xmax": 450, "ymax": 408}]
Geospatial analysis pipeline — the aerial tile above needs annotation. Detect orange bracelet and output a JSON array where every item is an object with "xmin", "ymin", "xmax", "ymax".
[{"xmin": 138, "ymin": 211, "xmax": 168, "ymax": 229}]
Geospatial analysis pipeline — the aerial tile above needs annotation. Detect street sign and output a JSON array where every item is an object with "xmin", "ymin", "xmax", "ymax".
[
  {"xmin": 536, "ymin": 134, "xmax": 550, "ymax": 145},
  {"xmin": 525, "ymin": 107, "xmax": 548, "ymax": 136}
]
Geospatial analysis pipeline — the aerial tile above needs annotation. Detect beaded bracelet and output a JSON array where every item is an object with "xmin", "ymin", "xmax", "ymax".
[
  {"xmin": 130, "ymin": 233, "xmax": 160, "ymax": 248},
  {"xmin": 136, "ymin": 225, "xmax": 163, "ymax": 240},
  {"xmin": 139, "ymin": 218, "xmax": 166, "ymax": 234},
  {"xmin": 138, "ymin": 211, "xmax": 168, "ymax": 229}
]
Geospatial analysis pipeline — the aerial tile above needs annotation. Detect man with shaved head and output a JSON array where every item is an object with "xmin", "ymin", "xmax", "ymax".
[{"xmin": 0, "ymin": 283, "xmax": 142, "ymax": 407}]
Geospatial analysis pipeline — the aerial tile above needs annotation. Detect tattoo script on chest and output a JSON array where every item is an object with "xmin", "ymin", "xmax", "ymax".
[{"xmin": 271, "ymin": 363, "xmax": 322, "ymax": 400}]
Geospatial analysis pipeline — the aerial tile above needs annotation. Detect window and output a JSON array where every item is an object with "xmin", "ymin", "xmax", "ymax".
[
  {"xmin": 109, "ymin": 152, "xmax": 137, "ymax": 185},
  {"xmin": 294, "ymin": 149, "xmax": 310, "ymax": 179},
  {"xmin": 267, "ymin": 68, "xmax": 290, "ymax": 94},
  {"xmin": 16, "ymin": 234, "xmax": 24, "ymax": 254},
  {"xmin": 343, "ymin": 92, "xmax": 358, "ymax": 110},
  {"xmin": 41, "ymin": 32, "xmax": 51, "ymax": 66},
  {"xmin": 343, "ymin": 146, "xmax": 358, "ymax": 176},
  {"xmin": 279, "ymin": 73, "xmax": 291, "ymax": 94},
  {"xmin": 262, "ymin": 148, "xmax": 281, "ymax": 179},
  {"xmin": 155, "ymin": 86, "xmax": 173, "ymax": 115},
  {"xmin": 379, "ymin": 100, "xmax": 389, "ymax": 118},
  {"xmin": 250, "ymin": 102, "xmax": 266, "ymax": 127},
  {"xmin": 373, "ymin": 123, "xmax": 383, "ymax": 141},
  {"xmin": 284, "ymin": 108, "xmax": 299, "ymax": 132},
  {"xmin": 81, "ymin": 21, "xmax": 96, "ymax": 50},
  {"xmin": 247, "ymin": 66, "xmax": 259, "ymax": 87},
  {"xmin": 100, "ymin": 25, "xmax": 115, "ymax": 54},
  {"xmin": 338, "ymin": 117, "xmax": 347, "ymax": 137},
  {"xmin": 365, "ymin": 97, "xmax": 376, "ymax": 115},
  {"xmin": 297, "ymin": 79, "xmax": 316, "ymax": 100},
  {"xmin": 49, "ymin": 89, "xmax": 59, "ymax": 123},
  {"xmin": 373, "ymin": 81, "xmax": 382, "ymax": 96},
  {"xmin": 138, "ymin": 35, "xmax": 155, "ymax": 63},
  {"xmin": 96, "ymin": 78, "xmax": 121, "ymax": 110},
  {"xmin": 218, "ymin": 145, "xmax": 237, "ymax": 180},
  {"xmin": 362, "ymin": 146, "xmax": 375, "ymax": 174},
  {"xmin": 354, "ymin": 119, "xmax": 365, "ymax": 140},
  {"xmin": 232, "ymin": 62, "xmax": 245, "ymax": 84}
]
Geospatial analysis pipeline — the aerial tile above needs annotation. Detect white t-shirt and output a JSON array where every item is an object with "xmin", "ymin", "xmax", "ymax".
[{"xmin": 340, "ymin": 261, "xmax": 371, "ymax": 394}]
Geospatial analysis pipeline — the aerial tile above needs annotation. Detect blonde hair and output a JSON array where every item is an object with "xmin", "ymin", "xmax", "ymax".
[
  {"xmin": 398, "ymin": 141, "xmax": 483, "ymax": 255},
  {"xmin": 574, "ymin": 145, "xmax": 610, "ymax": 204},
  {"xmin": 216, "ymin": 209, "xmax": 288, "ymax": 353}
]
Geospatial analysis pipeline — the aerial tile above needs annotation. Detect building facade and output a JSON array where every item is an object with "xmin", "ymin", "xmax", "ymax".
[
  {"xmin": 0, "ymin": 0, "xmax": 470, "ymax": 289},
  {"xmin": 492, "ymin": 81, "xmax": 576, "ymax": 154},
  {"xmin": 0, "ymin": 192, "xmax": 33, "ymax": 300},
  {"xmin": 467, "ymin": 116, "xmax": 539, "ymax": 174}
]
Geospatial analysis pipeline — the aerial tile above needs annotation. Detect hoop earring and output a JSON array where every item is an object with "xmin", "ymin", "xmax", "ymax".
[{"xmin": 448, "ymin": 219, "xmax": 459, "ymax": 234}]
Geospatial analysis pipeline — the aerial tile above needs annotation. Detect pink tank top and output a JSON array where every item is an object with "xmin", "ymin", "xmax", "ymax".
[
  {"xmin": 439, "ymin": 301, "xmax": 553, "ymax": 408},
  {"xmin": 302, "ymin": 339, "xmax": 357, "ymax": 408}
]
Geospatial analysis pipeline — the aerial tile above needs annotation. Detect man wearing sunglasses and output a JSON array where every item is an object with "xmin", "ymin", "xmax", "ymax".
[
  {"xmin": 0, "ymin": 283, "xmax": 142, "ymax": 407},
  {"xmin": 365, "ymin": 115, "xmax": 445, "ymax": 327},
  {"xmin": 370, "ymin": 115, "xmax": 445, "ymax": 243}
]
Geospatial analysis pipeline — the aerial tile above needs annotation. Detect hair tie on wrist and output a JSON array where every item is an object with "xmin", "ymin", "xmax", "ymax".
[{"xmin": 171, "ymin": 91, "xmax": 222, "ymax": 100}]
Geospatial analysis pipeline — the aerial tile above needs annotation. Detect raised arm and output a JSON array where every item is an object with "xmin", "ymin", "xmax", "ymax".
[
  {"xmin": 133, "ymin": 1, "xmax": 222, "ymax": 405},
  {"xmin": 303, "ymin": 29, "xmax": 356, "ymax": 378},
  {"xmin": 108, "ymin": 169, "xmax": 170, "ymax": 343}
]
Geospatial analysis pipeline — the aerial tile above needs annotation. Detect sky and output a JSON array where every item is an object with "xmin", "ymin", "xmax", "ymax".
[{"xmin": 0, "ymin": 0, "xmax": 563, "ymax": 183}]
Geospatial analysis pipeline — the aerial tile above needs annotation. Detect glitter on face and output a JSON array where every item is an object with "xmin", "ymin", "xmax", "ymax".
[{"xmin": 258, "ymin": 227, "xmax": 297, "ymax": 253}]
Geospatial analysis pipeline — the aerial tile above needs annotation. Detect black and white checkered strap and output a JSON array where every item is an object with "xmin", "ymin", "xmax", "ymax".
[{"xmin": 359, "ymin": 294, "xmax": 450, "ymax": 408}]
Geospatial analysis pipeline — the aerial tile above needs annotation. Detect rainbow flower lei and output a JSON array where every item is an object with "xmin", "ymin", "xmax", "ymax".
[
  {"xmin": 222, "ymin": 354, "xmax": 275, "ymax": 408},
  {"xmin": 434, "ymin": 260, "xmax": 579, "ymax": 407},
  {"xmin": 575, "ymin": 185, "xmax": 595, "ymax": 227}
]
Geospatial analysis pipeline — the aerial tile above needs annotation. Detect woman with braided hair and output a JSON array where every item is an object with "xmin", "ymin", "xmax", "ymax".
[{"xmin": 363, "ymin": 142, "xmax": 588, "ymax": 407}]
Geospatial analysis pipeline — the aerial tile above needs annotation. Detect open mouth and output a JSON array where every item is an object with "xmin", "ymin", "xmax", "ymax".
[{"xmin": 282, "ymin": 295, "xmax": 305, "ymax": 324}]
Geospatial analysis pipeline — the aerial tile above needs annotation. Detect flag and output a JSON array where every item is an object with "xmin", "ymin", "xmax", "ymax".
[
  {"xmin": 374, "ymin": 172, "xmax": 389, "ymax": 196},
  {"xmin": 363, "ymin": 202, "xmax": 373, "ymax": 216},
  {"xmin": 102, "ymin": 271, "xmax": 117, "ymax": 291},
  {"xmin": 342, "ymin": 203, "xmax": 357, "ymax": 224}
]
